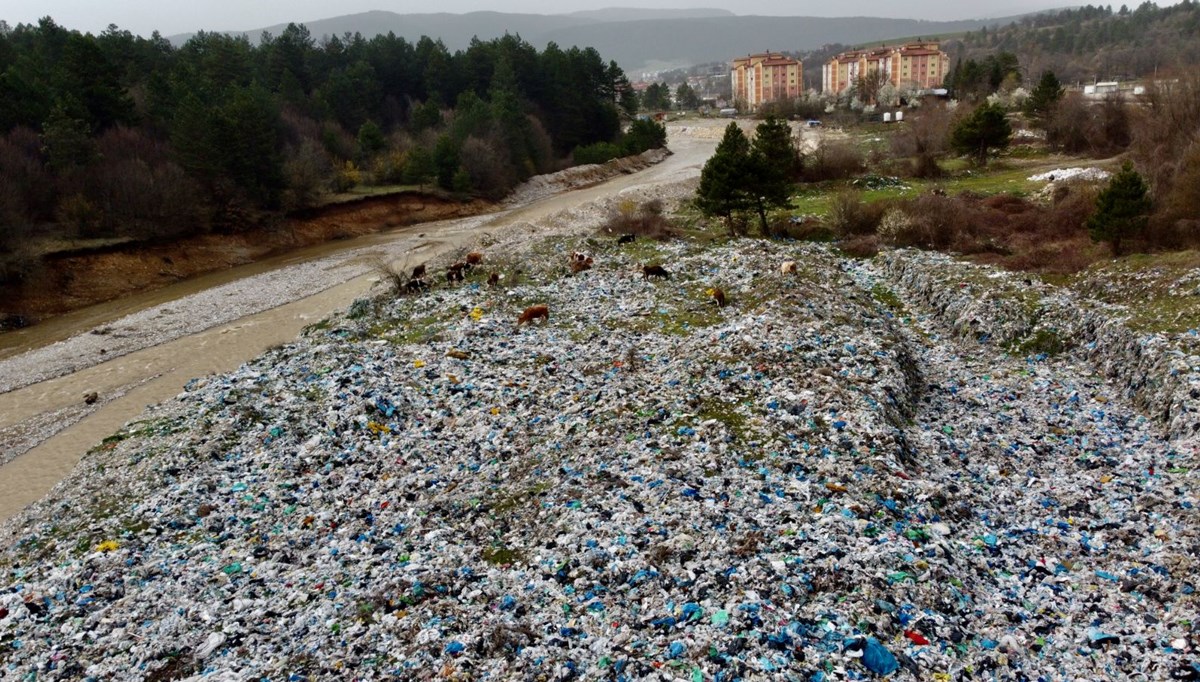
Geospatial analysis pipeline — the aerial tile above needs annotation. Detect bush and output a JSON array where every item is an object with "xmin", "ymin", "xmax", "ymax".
[
  {"xmin": 370, "ymin": 150, "xmax": 408, "ymax": 185},
  {"xmin": 839, "ymin": 234, "xmax": 880, "ymax": 258},
  {"xmin": 332, "ymin": 161, "xmax": 362, "ymax": 192},
  {"xmin": 573, "ymin": 142, "xmax": 622, "ymax": 166},
  {"xmin": 1088, "ymin": 161, "xmax": 1151, "ymax": 255},
  {"xmin": 283, "ymin": 139, "xmax": 331, "ymax": 211},
  {"xmin": 460, "ymin": 135, "xmax": 517, "ymax": 200},
  {"xmin": 1147, "ymin": 141, "xmax": 1200, "ymax": 250},
  {"xmin": 622, "ymin": 119, "xmax": 667, "ymax": 155},
  {"xmin": 801, "ymin": 140, "xmax": 864, "ymax": 182},
  {"xmin": 827, "ymin": 190, "xmax": 885, "ymax": 236},
  {"xmin": 599, "ymin": 199, "xmax": 678, "ymax": 240}
]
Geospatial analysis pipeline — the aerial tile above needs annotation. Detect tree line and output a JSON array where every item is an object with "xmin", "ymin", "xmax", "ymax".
[{"xmin": 0, "ymin": 18, "xmax": 664, "ymax": 270}]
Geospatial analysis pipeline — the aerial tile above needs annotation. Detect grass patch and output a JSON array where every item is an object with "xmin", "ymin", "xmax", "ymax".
[
  {"xmin": 694, "ymin": 397, "xmax": 750, "ymax": 444},
  {"xmin": 482, "ymin": 546, "xmax": 526, "ymax": 566},
  {"xmin": 1008, "ymin": 328, "xmax": 1068, "ymax": 357},
  {"xmin": 870, "ymin": 283, "xmax": 907, "ymax": 316},
  {"xmin": 1064, "ymin": 251, "xmax": 1200, "ymax": 334}
]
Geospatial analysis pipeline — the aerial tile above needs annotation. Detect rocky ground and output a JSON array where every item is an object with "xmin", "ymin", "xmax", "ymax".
[{"xmin": 1, "ymin": 204, "xmax": 1198, "ymax": 680}]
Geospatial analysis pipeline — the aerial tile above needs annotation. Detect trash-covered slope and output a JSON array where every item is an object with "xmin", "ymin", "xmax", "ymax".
[{"xmin": 1, "ymin": 237, "xmax": 1197, "ymax": 681}]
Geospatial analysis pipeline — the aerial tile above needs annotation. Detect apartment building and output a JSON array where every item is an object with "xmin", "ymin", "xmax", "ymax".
[
  {"xmin": 822, "ymin": 42, "xmax": 950, "ymax": 94},
  {"xmin": 731, "ymin": 52, "xmax": 803, "ymax": 111}
]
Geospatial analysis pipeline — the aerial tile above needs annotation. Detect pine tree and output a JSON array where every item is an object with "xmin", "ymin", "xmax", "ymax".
[
  {"xmin": 746, "ymin": 117, "xmax": 797, "ymax": 235},
  {"xmin": 1088, "ymin": 161, "xmax": 1151, "ymax": 255},
  {"xmin": 950, "ymin": 102, "xmax": 1012, "ymax": 166},
  {"xmin": 696, "ymin": 122, "xmax": 752, "ymax": 233},
  {"xmin": 1024, "ymin": 70, "xmax": 1063, "ymax": 124}
]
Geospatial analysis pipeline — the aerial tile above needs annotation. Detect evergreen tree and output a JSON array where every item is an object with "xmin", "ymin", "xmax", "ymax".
[
  {"xmin": 433, "ymin": 134, "xmax": 459, "ymax": 190},
  {"xmin": 746, "ymin": 116, "xmax": 797, "ymax": 235},
  {"xmin": 696, "ymin": 122, "xmax": 752, "ymax": 232},
  {"xmin": 674, "ymin": 82, "xmax": 700, "ymax": 110},
  {"xmin": 1088, "ymin": 161, "xmax": 1151, "ymax": 255},
  {"xmin": 950, "ymin": 102, "xmax": 1012, "ymax": 165},
  {"xmin": 642, "ymin": 82, "xmax": 672, "ymax": 111},
  {"xmin": 1024, "ymin": 70, "xmax": 1063, "ymax": 124},
  {"xmin": 356, "ymin": 120, "xmax": 385, "ymax": 157}
]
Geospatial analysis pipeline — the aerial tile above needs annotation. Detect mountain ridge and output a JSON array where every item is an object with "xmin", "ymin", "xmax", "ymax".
[{"xmin": 166, "ymin": 9, "xmax": 1024, "ymax": 74}]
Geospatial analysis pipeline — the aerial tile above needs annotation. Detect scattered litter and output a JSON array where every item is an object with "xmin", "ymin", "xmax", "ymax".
[{"xmin": 1, "ymin": 235, "xmax": 1197, "ymax": 680}]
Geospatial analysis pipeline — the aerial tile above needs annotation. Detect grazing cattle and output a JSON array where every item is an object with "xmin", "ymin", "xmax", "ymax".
[
  {"xmin": 569, "ymin": 252, "xmax": 594, "ymax": 274},
  {"xmin": 411, "ymin": 263, "xmax": 427, "ymax": 279},
  {"xmin": 707, "ymin": 287, "xmax": 727, "ymax": 308},
  {"xmin": 517, "ymin": 305, "xmax": 549, "ymax": 325},
  {"xmin": 617, "ymin": 234, "xmax": 636, "ymax": 244},
  {"xmin": 780, "ymin": 260, "xmax": 798, "ymax": 275},
  {"xmin": 446, "ymin": 263, "xmax": 466, "ymax": 283},
  {"xmin": 466, "ymin": 252, "xmax": 484, "ymax": 266},
  {"xmin": 642, "ymin": 263, "xmax": 671, "ymax": 280},
  {"xmin": 405, "ymin": 278, "xmax": 429, "ymax": 293},
  {"xmin": 487, "ymin": 272, "xmax": 502, "ymax": 286}
]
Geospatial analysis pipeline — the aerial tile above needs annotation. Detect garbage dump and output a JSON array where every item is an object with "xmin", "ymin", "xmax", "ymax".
[{"xmin": 1, "ymin": 236, "xmax": 1197, "ymax": 681}]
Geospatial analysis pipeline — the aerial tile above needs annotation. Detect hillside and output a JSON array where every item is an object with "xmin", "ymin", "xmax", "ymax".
[
  {"xmin": 167, "ymin": 10, "xmax": 1024, "ymax": 74},
  {"xmin": 942, "ymin": 2, "xmax": 1200, "ymax": 83}
]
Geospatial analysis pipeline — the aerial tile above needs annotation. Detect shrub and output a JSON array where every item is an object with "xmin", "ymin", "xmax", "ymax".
[
  {"xmin": 827, "ymin": 190, "xmax": 885, "ymax": 236},
  {"xmin": 622, "ymin": 118, "xmax": 667, "ymax": 155},
  {"xmin": 1088, "ymin": 161, "xmax": 1151, "ymax": 256},
  {"xmin": 460, "ymin": 135, "xmax": 517, "ymax": 200},
  {"xmin": 57, "ymin": 193, "xmax": 104, "ymax": 238},
  {"xmin": 370, "ymin": 150, "xmax": 408, "ymax": 185},
  {"xmin": 332, "ymin": 161, "xmax": 362, "ymax": 193},
  {"xmin": 367, "ymin": 257, "xmax": 406, "ymax": 294},
  {"xmin": 801, "ymin": 140, "xmax": 864, "ymax": 182},
  {"xmin": 1147, "ymin": 141, "xmax": 1200, "ymax": 250},
  {"xmin": 573, "ymin": 142, "xmax": 622, "ymax": 166},
  {"xmin": 599, "ymin": 199, "xmax": 678, "ymax": 240},
  {"xmin": 839, "ymin": 234, "xmax": 880, "ymax": 258},
  {"xmin": 283, "ymin": 139, "xmax": 331, "ymax": 211},
  {"xmin": 876, "ymin": 208, "xmax": 915, "ymax": 244}
]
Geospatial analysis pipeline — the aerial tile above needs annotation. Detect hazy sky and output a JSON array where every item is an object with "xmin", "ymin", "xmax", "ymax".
[{"xmin": 2, "ymin": 1, "xmax": 1180, "ymax": 37}]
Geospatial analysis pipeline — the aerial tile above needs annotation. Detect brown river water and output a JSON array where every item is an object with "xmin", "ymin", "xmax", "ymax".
[{"xmin": 0, "ymin": 130, "xmax": 717, "ymax": 523}]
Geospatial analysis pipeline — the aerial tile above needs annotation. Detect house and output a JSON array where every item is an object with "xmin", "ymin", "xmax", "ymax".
[
  {"xmin": 730, "ymin": 52, "xmax": 803, "ymax": 112},
  {"xmin": 822, "ymin": 42, "xmax": 950, "ymax": 95}
]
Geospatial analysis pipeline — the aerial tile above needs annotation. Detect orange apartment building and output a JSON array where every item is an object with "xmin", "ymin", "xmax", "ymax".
[
  {"xmin": 731, "ymin": 52, "xmax": 803, "ymax": 111},
  {"xmin": 822, "ymin": 41, "xmax": 950, "ymax": 95}
]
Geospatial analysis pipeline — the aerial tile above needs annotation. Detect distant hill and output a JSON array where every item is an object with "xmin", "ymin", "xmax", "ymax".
[
  {"xmin": 565, "ymin": 8, "xmax": 735, "ymax": 21},
  {"xmin": 169, "ymin": 11, "xmax": 601, "ymax": 49},
  {"xmin": 167, "ymin": 9, "xmax": 1021, "ymax": 74},
  {"xmin": 539, "ymin": 15, "xmax": 1021, "ymax": 74}
]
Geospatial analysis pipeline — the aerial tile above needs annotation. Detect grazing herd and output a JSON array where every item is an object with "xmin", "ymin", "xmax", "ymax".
[{"xmin": 394, "ymin": 234, "xmax": 802, "ymax": 326}]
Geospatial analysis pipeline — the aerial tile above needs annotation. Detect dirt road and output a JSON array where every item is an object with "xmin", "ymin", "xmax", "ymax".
[{"xmin": 0, "ymin": 126, "xmax": 719, "ymax": 522}]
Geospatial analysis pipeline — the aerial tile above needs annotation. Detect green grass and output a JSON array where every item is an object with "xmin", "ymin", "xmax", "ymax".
[{"xmin": 1064, "ymin": 251, "xmax": 1200, "ymax": 334}]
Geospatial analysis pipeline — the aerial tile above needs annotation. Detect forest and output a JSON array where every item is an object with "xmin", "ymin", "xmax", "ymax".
[
  {"xmin": 0, "ymin": 18, "xmax": 662, "ymax": 282},
  {"xmin": 943, "ymin": 1, "xmax": 1200, "ymax": 85}
]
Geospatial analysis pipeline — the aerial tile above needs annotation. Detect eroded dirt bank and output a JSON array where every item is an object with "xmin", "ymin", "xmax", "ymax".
[{"xmin": 6, "ymin": 193, "xmax": 490, "ymax": 325}]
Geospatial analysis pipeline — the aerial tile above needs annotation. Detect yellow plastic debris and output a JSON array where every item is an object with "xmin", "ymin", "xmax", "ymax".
[{"xmin": 95, "ymin": 540, "xmax": 120, "ymax": 552}]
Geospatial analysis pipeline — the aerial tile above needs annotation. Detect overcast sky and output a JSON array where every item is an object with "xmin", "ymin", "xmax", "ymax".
[{"xmin": 2, "ymin": 1, "xmax": 1181, "ymax": 37}]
